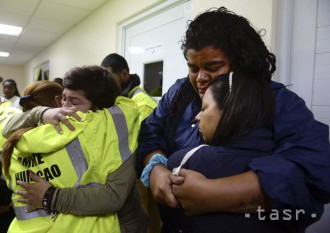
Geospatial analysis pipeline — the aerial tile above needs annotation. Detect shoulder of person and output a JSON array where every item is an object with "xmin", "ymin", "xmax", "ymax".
[
  {"xmin": 271, "ymin": 80, "xmax": 308, "ymax": 113},
  {"xmin": 159, "ymin": 77, "xmax": 188, "ymax": 103},
  {"xmin": 114, "ymin": 96, "xmax": 137, "ymax": 108},
  {"xmin": 108, "ymin": 96, "xmax": 140, "ymax": 121}
]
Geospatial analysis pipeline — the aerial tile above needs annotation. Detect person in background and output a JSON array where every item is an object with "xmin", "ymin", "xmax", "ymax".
[
  {"xmin": 137, "ymin": 6, "xmax": 330, "ymax": 233},
  {"xmin": 101, "ymin": 53, "xmax": 157, "ymax": 125},
  {"xmin": 3, "ymin": 66, "xmax": 148, "ymax": 233},
  {"xmin": 0, "ymin": 79, "xmax": 22, "ymax": 233},
  {"xmin": 0, "ymin": 79, "xmax": 21, "ymax": 109},
  {"xmin": 53, "ymin": 77, "xmax": 64, "ymax": 87},
  {"xmin": 101, "ymin": 53, "xmax": 160, "ymax": 232},
  {"xmin": 0, "ymin": 80, "xmax": 61, "ymax": 233}
]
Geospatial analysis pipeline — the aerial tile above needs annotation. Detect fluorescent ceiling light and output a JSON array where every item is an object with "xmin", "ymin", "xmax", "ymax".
[
  {"xmin": 0, "ymin": 52, "xmax": 9, "ymax": 57},
  {"xmin": 0, "ymin": 23, "xmax": 22, "ymax": 36}
]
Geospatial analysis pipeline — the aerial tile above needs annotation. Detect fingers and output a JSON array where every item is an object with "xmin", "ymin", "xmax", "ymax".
[
  {"xmin": 170, "ymin": 174, "xmax": 184, "ymax": 185},
  {"xmin": 16, "ymin": 185, "xmax": 31, "ymax": 204},
  {"xmin": 178, "ymin": 168, "xmax": 188, "ymax": 177},
  {"xmin": 16, "ymin": 190, "xmax": 28, "ymax": 198},
  {"xmin": 164, "ymin": 188, "xmax": 178, "ymax": 208},
  {"xmin": 16, "ymin": 191, "xmax": 37, "ymax": 213},
  {"xmin": 54, "ymin": 123, "xmax": 63, "ymax": 134},
  {"xmin": 56, "ymin": 107, "xmax": 81, "ymax": 131},
  {"xmin": 16, "ymin": 190, "xmax": 29, "ymax": 204},
  {"xmin": 29, "ymin": 173, "xmax": 44, "ymax": 182},
  {"xmin": 43, "ymin": 107, "xmax": 81, "ymax": 133},
  {"xmin": 172, "ymin": 184, "xmax": 179, "ymax": 195},
  {"xmin": 70, "ymin": 111, "xmax": 82, "ymax": 122},
  {"xmin": 58, "ymin": 115, "xmax": 74, "ymax": 132},
  {"xmin": 16, "ymin": 180, "xmax": 30, "ymax": 189}
]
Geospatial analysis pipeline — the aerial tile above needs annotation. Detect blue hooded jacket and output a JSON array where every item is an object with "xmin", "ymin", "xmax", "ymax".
[
  {"xmin": 137, "ymin": 77, "xmax": 330, "ymax": 229},
  {"xmin": 164, "ymin": 128, "xmax": 322, "ymax": 233}
]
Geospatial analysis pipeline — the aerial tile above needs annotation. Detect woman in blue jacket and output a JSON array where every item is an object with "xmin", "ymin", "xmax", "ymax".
[
  {"xmin": 138, "ymin": 6, "xmax": 330, "ymax": 233},
  {"xmin": 164, "ymin": 73, "xmax": 316, "ymax": 232}
]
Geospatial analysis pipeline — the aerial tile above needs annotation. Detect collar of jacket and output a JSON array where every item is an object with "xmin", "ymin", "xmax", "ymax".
[{"xmin": 121, "ymin": 74, "xmax": 141, "ymax": 97}]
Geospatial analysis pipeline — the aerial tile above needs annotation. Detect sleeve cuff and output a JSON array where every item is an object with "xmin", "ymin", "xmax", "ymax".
[{"xmin": 140, "ymin": 153, "xmax": 168, "ymax": 187}]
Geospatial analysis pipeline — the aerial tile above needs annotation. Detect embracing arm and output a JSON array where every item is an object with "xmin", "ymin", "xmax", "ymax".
[
  {"xmin": 172, "ymin": 169, "xmax": 270, "ymax": 215},
  {"xmin": 17, "ymin": 155, "xmax": 137, "ymax": 214},
  {"xmin": 2, "ymin": 106, "xmax": 49, "ymax": 138},
  {"xmin": 2, "ymin": 106, "xmax": 80, "ymax": 138},
  {"xmin": 53, "ymin": 155, "xmax": 137, "ymax": 214},
  {"xmin": 173, "ymin": 83, "xmax": 330, "ymax": 216},
  {"xmin": 249, "ymin": 84, "xmax": 330, "ymax": 211}
]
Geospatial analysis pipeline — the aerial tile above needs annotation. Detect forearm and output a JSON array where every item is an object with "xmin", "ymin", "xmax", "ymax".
[
  {"xmin": 183, "ymin": 170, "xmax": 269, "ymax": 214},
  {"xmin": 52, "ymin": 155, "xmax": 137, "ymax": 215},
  {"xmin": 143, "ymin": 150, "xmax": 165, "ymax": 167},
  {"xmin": 197, "ymin": 171, "xmax": 270, "ymax": 213},
  {"xmin": 2, "ymin": 106, "xmax": 49, "ymax": 138}
]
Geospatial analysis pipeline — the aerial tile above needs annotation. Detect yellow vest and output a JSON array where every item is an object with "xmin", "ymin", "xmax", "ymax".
[
  {"xmin": 128, "ymin": 86, "xmax": 157, "ymax": 124},
  {"xmin": 0, "ymin": 103, "xmax": 22, "ymax": 153},
  {"xmin": 5, "ymin": 96, "xmax": 139, "ymax": 233},
  {"xmin": 0, "ymin": 102, "xmax": 22, "ymax": 128}
]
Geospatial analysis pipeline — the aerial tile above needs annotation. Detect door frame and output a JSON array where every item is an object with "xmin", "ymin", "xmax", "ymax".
[
  {"xmin": 117, "ymin": 0, "xmax": 190, "ymax": 55},
  {"xmin": 272, "ymin": 0, "xmax": 317, "ymax": 108}
]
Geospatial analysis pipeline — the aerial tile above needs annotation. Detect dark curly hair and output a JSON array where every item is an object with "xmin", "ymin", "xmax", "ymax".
[
  {"xmin": 63, "ymin": 65, "xmax": 120, "ymax": 110},
  {"xmin": 182, "ymin": 6, "xmax": 276, "ymax": 80},
  {"xmin": 165, "ymin": 7, "xmax": 276, "ymax": 148}
]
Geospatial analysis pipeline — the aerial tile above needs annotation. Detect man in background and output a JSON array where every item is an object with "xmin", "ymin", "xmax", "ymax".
[
  {"xmin": 101, "ymin": 53, "xmax": 160, "ymax": 232},
  {"xmin": 101, "ymin": 53, "xmax": 157, "ymax": 125}
]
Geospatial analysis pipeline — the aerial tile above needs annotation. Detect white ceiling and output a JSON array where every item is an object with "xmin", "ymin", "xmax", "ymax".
[{"xmin": 0, "ymin": 0, "xmax": 109, "ymax": 66}]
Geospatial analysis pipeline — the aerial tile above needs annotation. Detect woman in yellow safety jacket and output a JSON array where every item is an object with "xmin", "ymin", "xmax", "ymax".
[{"xmin": 2, "ymin": 66, "xmax": 144, "ymax": 233}]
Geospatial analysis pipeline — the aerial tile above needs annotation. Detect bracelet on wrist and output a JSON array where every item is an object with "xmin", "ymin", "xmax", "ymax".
[{"xmin": 42, "ymin": 186, "xmax": 57, "ymax": 212}]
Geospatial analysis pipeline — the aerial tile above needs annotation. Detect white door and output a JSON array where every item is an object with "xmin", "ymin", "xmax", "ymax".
[
  {"xmin": 120, "ymin": 0, "xmax": 192, "ymax": 100},
  {"xmin": 274, "ymin": 0, "xmax": 330, "ymax": 134},
  {"xmin": 290, "ymin": 0, "xmax": 330, "ymax": 131},
  {"xmin": 286, "ymin": 0, "xmax": 330, "ymax": 232},
  {"xmin": 311, "ymin": 0, "xmax": 330, "ymax": 137}
]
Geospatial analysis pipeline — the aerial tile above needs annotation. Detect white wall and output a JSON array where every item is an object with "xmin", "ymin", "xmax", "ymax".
[
  {"xmin": 311, "ymin": 0, "xmax": 330, "ymax": 132},
  {"xmin": 21, "ymin": 0, "xmax": 274, "ymax": 87},
  {"xmin": 192, "ymin": 0, "xmax": 274, "ymax": 48},
  {"xmin": 0, "ymin": 65, "xmax": 25, "ymax": 94},
  {"xmin": 22, "ymin": 0, "xmax": 164, "ymax": 84}
]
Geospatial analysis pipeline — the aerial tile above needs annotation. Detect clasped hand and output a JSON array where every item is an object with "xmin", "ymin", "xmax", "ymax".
[{"xmin": 150, "ymin": 165, "xmax": 208, "ymax": 215}]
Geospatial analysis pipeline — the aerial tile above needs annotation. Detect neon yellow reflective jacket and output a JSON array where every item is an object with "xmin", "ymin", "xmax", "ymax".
[
  {"xmin": 128, "ymin": 86, "xmax": 157, "ymax": 125},
  {"xmin": 5, "ymin": 96, "xmax": 139, "ymax": 233},
  {"xmin": 0, "ymin": 103, "xmax": 22, "ymax": 152}
]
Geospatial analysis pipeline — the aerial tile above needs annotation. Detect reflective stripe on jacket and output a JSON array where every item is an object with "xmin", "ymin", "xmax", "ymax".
[{"xmin": 6, "ymin": 96, "xmax": 139, "ymax": 233}]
